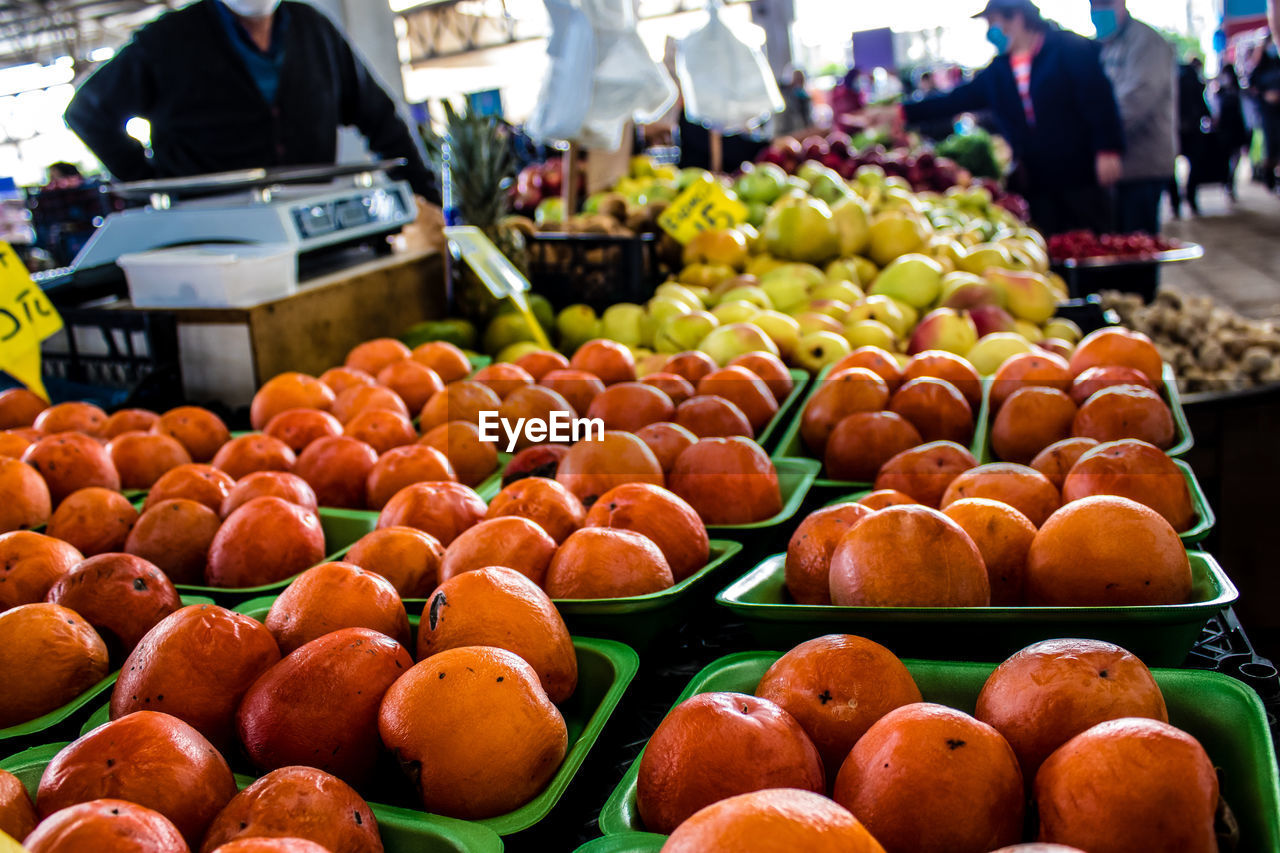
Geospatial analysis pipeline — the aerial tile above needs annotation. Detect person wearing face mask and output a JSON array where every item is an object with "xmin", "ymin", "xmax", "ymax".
[
  {"xmin": 1090, "ymin": 0, "xmax": 1176, "ymax": 235},
  {"xmin": 63, "ymin": 0, "xmax": 438, "ymax": 204},
  {"xmin": 890, "ymin": 0, "xmax": 1124, "ymax": 236}
]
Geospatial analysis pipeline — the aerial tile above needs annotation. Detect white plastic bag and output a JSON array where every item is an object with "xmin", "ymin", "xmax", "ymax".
[
  {"xmin": 525, "ymin": 0, "xmax": 596, "ymax": 144},
  {"xmin": 677, "ymin": 0, "xmax": 783, "ymax": 133}
]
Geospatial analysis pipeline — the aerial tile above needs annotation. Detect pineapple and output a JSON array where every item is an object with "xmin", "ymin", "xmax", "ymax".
[{"xmin": 420, "ymin": 101, "xmax": 526, "ymax": 323}]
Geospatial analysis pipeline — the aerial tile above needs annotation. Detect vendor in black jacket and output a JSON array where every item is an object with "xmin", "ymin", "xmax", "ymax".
[
  {"xmin": 897, "ymin": 0, "xmax": 1125, "ymax": 235},
  {"xmin": 64, "ymin": 0, "xmax": 439, "ymax": 204}
]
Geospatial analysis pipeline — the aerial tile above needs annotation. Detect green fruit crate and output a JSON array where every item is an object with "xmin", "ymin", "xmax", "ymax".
[
  {"xmin": 475, "ymin": 452, "xmax": 513, "ymax": 501},
  {"xmin": 172, "ymin": 508, "xmax": 378, "ymax": 603},
  {"xmin": 0, "ymin": 741, "xmax": 504, "ymax": 853},
  {"xmin": 771, "ymin": 363, "xmax": 991, "ymax": 499},
  {"xmin": 825, "ymin": 456, "xmax": 1214, "ymax": 546},
  {"xmin": 753, "ymin": 368, "xmax": 810, "ymax": 454},
  {"xmin": 575, "ymin": 832, "xmax": 665, "ymax": 852},
  {"xmin": 714, "ymin": 551, "xmax": 1236, "ymax": 666},
  {"xmin": 0, "ymin": 595, "xmax": 212, "ymax": 754},
  {"xmin": 597, "ymin": 652, "xmax": 1280, "ymax": 852},
  {"xmin": 979, "ymin": 362, "xmax": 1193, "ymax": 462},
  {"xmin": 77, "ymin": 620, "xmax": 638, "ymax": 840},
  {"xmin": 703, "ymin": 457, "xmax": 820, "ymax": 555}
]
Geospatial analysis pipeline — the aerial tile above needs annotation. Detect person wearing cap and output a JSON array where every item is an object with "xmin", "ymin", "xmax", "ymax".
[
  {"xmin": 64, "ymin": 0, "xmax": 438, "ymax": 203},
  {"xmin": 890, "ymin": 0, "xmax": 1124, "ymax": 235},
  {"xmin": 1091, "ymin": 0, "xmax": 1177, "ymax": 234}
]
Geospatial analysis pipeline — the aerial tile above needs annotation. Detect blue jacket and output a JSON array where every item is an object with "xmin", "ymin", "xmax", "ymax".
[{"xmin": 904, "ymin": 27, "xmax": 1124, "ymax": 193}]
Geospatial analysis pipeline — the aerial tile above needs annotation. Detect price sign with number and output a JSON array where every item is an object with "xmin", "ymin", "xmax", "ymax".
[
  {"xmin": 657, "ymin": 178, "xmax": 748, "ymax": 244},
  {"xmin": 0, "ymin": 243, "xmax": 60, "ymax": 400}
]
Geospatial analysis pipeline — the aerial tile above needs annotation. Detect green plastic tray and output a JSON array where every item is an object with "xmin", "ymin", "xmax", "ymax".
[
  {"xmin": 172, "ymin": 507, "xmax": 378, "ymax": 602},
  {"xmin": 80, "ymin": 624, "xmax": 637, "ymax": 839},
  {"xmin": 715, "ymin": 551, "xmax": 1236, "ymax": 666},
  {"xmin": 771, "ymin": 363, "xmax": 991, "ymax": 496},
  {"xmin": 475, "ymin": 452, "xmax": 513, "ymax": 501},
  {"xmin": 825, "ymin": 456, "xmax": 1214, "ymax": 547},
  {"xmin": 599, "ymin": 652, "xmax": 1280, "ymax": 852},
  {"xmin": 574, "ymin": 832, "xmax": 665, "ymax": 852},
  {"xmin": 0, "ymin": 741, "xmax": 504, "ymax": 853},
  {"xmin": 752, "ymin": 368, "xmax": 810, "ymax": 454},
  {"xmin": 0, "ymin": 595, "xmax": 213, "ymax": 752},
  {"xmin": 705, "ymin": 456, "xmax": 819, "ymax": 541}
]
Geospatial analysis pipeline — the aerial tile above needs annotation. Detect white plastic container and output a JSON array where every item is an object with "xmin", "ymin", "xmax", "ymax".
[{"xmin": 118, "ymin": 243, "xmax": 297, "ymax": 308}]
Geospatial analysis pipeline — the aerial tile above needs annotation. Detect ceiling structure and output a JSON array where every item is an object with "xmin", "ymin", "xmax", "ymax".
[{"xmin": 0, "ymin": 0, "xmax": 170, "ymax": 68}]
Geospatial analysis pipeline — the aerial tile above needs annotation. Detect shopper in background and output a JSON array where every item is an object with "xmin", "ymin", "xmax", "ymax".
[
  {"xmin": 1248, "ymin": 41, "xmax": 1280, "ymax": 190},
  {"xmin": 1211, "ymin": 65, "xmax": 1252, "ymax": 201},
  {"xmin": 64, "ymin": 0, "xmax": 438, "ymax": 204},
  {"xmin": 776, "ymin": 68, "xmax": 814, "ymax": 137},
  {"xmin": 1169, "ymin": 58, "xmax": 1210, "ymax": 218},
  {"xmin": 1091, "ymin": 0, "xmax": 1177, "ymax": 234},
  {"xmin": 830, "ymin": 67, "xmax": 868, "ymax": 126},
  {"xmin": 883, "ymin": 0, "xmax": 1124, "ymax": 236}
]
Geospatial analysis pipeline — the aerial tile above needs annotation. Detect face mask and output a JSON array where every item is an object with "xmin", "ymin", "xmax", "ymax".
[
  {"xmin": 987, "ymin": 25, "xmax": 1010, "ymax": 53},
  {"xmin": 1091, "ymin": 9, "xmax": 1119, "ymax": 40},
  {"xmin": 222, "ymin": 0, "xmax": 281, "ymax": 17}
]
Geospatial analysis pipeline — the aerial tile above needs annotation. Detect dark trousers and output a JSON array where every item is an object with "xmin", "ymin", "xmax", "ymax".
[
  {"xmin": 1026, "ymin": 185, "xmax": 1113, "ymax": 236},
  {"xmin": 1114, "ymin": 178, "xmax": 1168, "ymax": 234}
]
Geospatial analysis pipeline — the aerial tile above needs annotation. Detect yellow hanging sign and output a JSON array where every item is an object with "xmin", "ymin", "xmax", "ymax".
[
  {"xmin": 0, "ymin": 243, "xmax": 61, "ymax": 401},
  {"xmin": 657, "ymin": 178, "xmax": 748, "ymax": 244}
]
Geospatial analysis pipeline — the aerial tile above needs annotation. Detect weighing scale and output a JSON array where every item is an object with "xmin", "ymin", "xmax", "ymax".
[{"xmin": 38, "ymin": 159, "xmax": 418, "ymax": 299}]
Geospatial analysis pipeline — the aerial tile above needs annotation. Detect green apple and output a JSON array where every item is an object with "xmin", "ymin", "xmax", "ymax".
[
  {"xmin": 794, "ymin": 312, "xmax": 845, "ymax": 336},
  {"xmin": 678, "ymin": 263, "xmax": 737, "ymax": 289},
  {"xmin": 655, "ymin": 310, "xmax": 719, "ymax": 355},
  {"xmin": 869, "ymin": 254, "xmax": 945, "ymax": 310},
  {"xmin": 761, "ymin": 196, "xmax": 841, "ymax": 265},
  {"xmin": 760, "ymin": 263, "xmax": 825, "ymax": 313},
  {"xmin": 825, "ymin": 258, "xmax": 862, "ymax": 284},
  {"xmin": 986, "ymin": 269, "xmax": 1058, "ymax": 324},
  {"xmin": 647, "ymin": 295, "xmax": 694, "ymax": 327},
  {"xmin": 831, "ymin": 195, "xmax": 872, "ymax": 257},
  {"xmin": 734, "ymin": 162, "xmax": 788, "ymax": 204},
  {"xmin": 1014, "ymin": 320, "xmax": 1044, "ymax": 343},
  {"xmin": 793, "ymin": 331, "xmax": 853, "ymax": 374},
  {"xmin": 556, "ymin": 304, "xmax": 599, "ymax": 353},
  {"xmin": 635, "ymin": 352, "xmax": 671, "ymax": 378},
  {"xmin": 698, "ymin": 322, "xmax": 778, "ymax": 366},
  {"xmin": 811, "ymin": 280, "xmax": 865, "ymax": 304},
  {"xmin": 844, "ymin": 319, "xmax": 897, "ymax": 351},
  {"xmin": 847, "ymin": 295, "xmax": 909, "ymax": 339},
  {"xmin": 654, "ymin": 282, "xmax": 705, "ymax": 311},
  {"xmin": 718, "ymin": 285, "xmax": 772, "ymax": 310},
  {"xmin": 600, "ymin": 303, "xmax": 647, "ymax": 348},
  {"xmin": 753, "ymin": 310, "xmax": 801, "ymax": 358},
  {"xmin": 959, "ymin": 242, "xmax": 1014, "ymax": 275},
  {"xmin": 867, "ymin": 211, "xmax": 929, "ymax": 267},
  {"xmin": 855, "ymin": 164, "xmax": 886, "ymax": 189},
  {"xmin": 496, "ymin": 341, "xmax": 546, "ymax": 364},
  {"xmin": 1044, "ymin": 318, "xmax": 1083, "ymax": 344},
  {"xmin": 851, "ymin": 256, "xmax": 879, "ymax": 286},
  {"xmin": 712, "ymin": 301, "xmax": 761, "ymax": 325},
  {"xmin": 804, "ymin": 299, "xmax": 853, "ymax": 320},
  {"xmin": 965, "ymin": 332, "xmax": 1034, "ymax": 375}
]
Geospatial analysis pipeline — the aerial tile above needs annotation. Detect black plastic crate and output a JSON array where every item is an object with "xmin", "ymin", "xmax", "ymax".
[
  {"xmin": 525, "ymin": 232, "xmax": 666, "ymax": 312},
  {"xmin": 41, "ymin": 306, "xmax": 184, "ymax": 412}
]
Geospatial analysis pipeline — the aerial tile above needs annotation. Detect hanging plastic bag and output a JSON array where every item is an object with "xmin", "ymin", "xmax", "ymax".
[
  {"xmin": 525, "ymin": 0, "xmax": 596, "ymax": 144},
  {"xmin": 677, "ymin": 0, "xmax": 783, "ymax": 133}
]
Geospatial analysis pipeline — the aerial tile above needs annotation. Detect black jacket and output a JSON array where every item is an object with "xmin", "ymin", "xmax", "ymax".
[
  {"xmin": 65, "ymin": 0, "xmax": 437, "ymax": 201},
  {"xmin": 904, "ymin": 27, "xmax": 1124, "ymax": 193}
]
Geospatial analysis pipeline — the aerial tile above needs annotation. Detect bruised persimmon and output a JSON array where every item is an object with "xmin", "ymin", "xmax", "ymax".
[
  {"xmin": 497, "ymin": 385, "xmax": 578, "ymax": 450},
  {"xmin": 411, "ymin": 340, "xmax": 471, "ymax": 383},
  {"xmin": 344, "ymin": 337, "xmax": 411, "ymax": 376},
  {"xmin": 375, "ymin": 481, "xmax": 485, "ymax": 546},
  {"xmin": 991, "ymin": 351, "xmax": 1073, "ymax": 411},
  {"xmin": 1029, "ymin": 437, "xmax": 1100, "ymax": 490},
  {"xmin": 34, "ymin": 402, "xmax": 107, "ymax": 436},
  {"xmin": 858, "ymin": 489, "xmax": 919, "ymax": 510},
  {"xmin": 784, "ymin": 503, "xmax": 871, "ymax": 605},
  {"xmin": 663, "ymin": 789, "xmax": 884, "ymax": 853},
  {"xmin": 555, "ymin": 431, "xmax": 665, "ymax": 506},
  {"xmin": 378, "ymin": 646, "xmax": 568, "ymax": 820},
  {"xmin": 205, "ymin": 497, "xmax": 326, "ymax": 589},
  {"xmin": 22, "ymin": 432, "xmax": 119, "ymax": 506},
  {"xmin": 264, "ymin": 562, "xmax": 410, "ymax": 654},
  {"xmin": 472, "ymin": 362, "xmax": 534, "ymax": 399},
  {"xmin": 514, "ymin": 349, "xmax": 570, "ymax": 381},
  {"xmin": 668, "ymin": 437, "xmax": 781, "ymax": 525},
  {"xmin": 0, "ymin": 531, "xmax": 81, "ymax": 611},
  {"xmin": 545, "ymin": 527, "xmax": 673, "ymax": 599},
  {"xmin": 365, "ymin": 444, "xmax": 456, "ymax": 510},
  {"xmin": 828, "ymin": 504, "xmax": 989, "ymax": 606},
  {"xmin": 47, "ymin": 487, "xmax": 139, "ymax": 557},
  {"xmin": 943, "ymin": 498, "xmax": 1037, "ymax": 605},
  {"xmin": 418, "ymin": 566, "xmax": 577, "ymax": 701},
  {"xmin": 824, "ymin": 411, "xmax": 922, "ymax": 483},
  {"xmin": 903, "ymin": 350, "xmax": 983, "ymax": 409},
  {"xmin": 0, "ymin": 455, "xmax": 52, "ymax": 532},
  {"xmin": 873, "ymin": 440, "xmax": 977, "ymax": 508},
  {"xmin": 1067, "ymin": 327, "xmax": 1164, "ymax": 384},
  {"xmin": 439, "ymin": 516, "xmax": 556, "ymax": 586},
  {"xmin": 209, "ymin": 434, "xmax": 296, "ymax": 481},
  {"xmin": 37, "ymin": 710, "xmax": 236, "ymax": 845},
  {"xmin": 343, "ymin": 409, "xmax": 417, "ymax": 455},
  {"xmin": 570, "ymin": 339, "xmax": 636, "ymax": 385},
  {"xmin": 418, "ymin": 420, "xmax": 498, "ymax": 487},
  {"xmin": 344, "ymin": 526, "xmax": 443, "ymax": 598},
  {"xmin": 634, "ymin": 422, "xmax": 698, "ymax": 473},
  {"xmin": 219, "ymin": 472, "xmax": 317, "ymax": 519},
  {"xmin": 1069, "ymin": 365, "xmax": 1157, "ymax": 406},
  {"xmin": 101, "ymin": 408, "xmax": 160, "ymax": 439},
  {"xmin": 485, "ymin": 477, "xmax": 584, "ymax": 545},
  {"xmin": 584, "ymin": 483, "xmax": 708, "ymax": 582},
  {"xmin": 663, "ymin": 351, "xmax": 718, "ymax": 384},
  {"xmin": 418, "ymin": 380, "xmax": 501, "ymax": 432},
  {"xmin": 635, "ymin": 691, "xmax": 824, "ymax": 834},
  {"xmin": 674, "ymin": 395, "xmax": 754, "ymax": 439},
  {"xmin": 237, "ymin": 627, "xmax": 412, "ymax": 786},
  {"xmin": 329, "ymin": 384, "xmax": 409, "ymax": 426},
  {"xmin": 0, "ymin": 767, "xmax": 36, "ymax": 842},
  {"xmin": 940, "ymin": 463, "xmax": 1061, "ymax": 527},
  {"xmin": 991, "ymin": 386, "xmax": 1078, "ymax": 464},
  {"xmin": 587, "ymin": 382, "xmax": 675, "ymax": 433},
  {"xmin": 729, "ymin": 352, "xmax": 795, "ymax": 402},
  {"xmin": 263, "ymin": 408, "xmax": 343, "ymax": 454},
  {"xmin": 1071, "ymin": 385, "xmax": 1175, "ymax": 448},
  {"xmin": 0, "ymin": 603, "xmax": 107, "ymax": 727},
  {"xmin": 833, "ymin": 345, "xmax": 903, "ymax": 391},
  {"xmin": 124, "ymin": 499, "xmax": 222, "ymax": 585},
  {"xmin": 800, "ymin": 367, "xmax": 890, "ymax": 455},
  {"xmin": 318, "ymin": 366, "xmax": 375, "ymax": 396},
  {"xmin": 107, "ymin": 431, "xmax": 192, "ymax": 489},
  {"xmin": 1061, "ymin": 439, "xmax": 1194, "ymax": 531},
  {"xmin": 538, "ymin": 369, "xmax": 605, "ymax": 415},
  {"xmin": 199, "ymin": 766, "xmax": 380, "ymax": 853},
  {"xmin": 0, "ymin": 387, "xmax": 47, "ymax": 429},
  {"xmin": 152, "ymin": 407, "xmax": 230, "ymax": 463},
  {"xmin": 249, "ymin": 373, "xmax": 335, "ymax": 432},
  {"xmin": 375, "ymin": 359, "xmax": 444, "ymax": 413},
  {"xmin": 292, "ymin": 435, "xmax": 378, "ymax": 509},
  {"xmin": 888, "ymin": 377, "xmax": 973, "ymax": 445},
  {"xmin": 144, "ymin": 465, "xmax": 234, "ymax": 513},
  {"xmin": 756, "ymin": 633, "xmax": 922, "ymax": 775},
  {"xmin": 22, "ymin": 798, "xmax": 188, "ymax": 853},
  {"xmin": 639, "ymin": 372, "xmax": 695, "ymax": 406},
  {"xmin": 47, "ymin": 553, "xmax": 181, "ymax": 659},
  {"xmin": 111, "ymin": 604, "xmax": 280, "ymax": 752}
]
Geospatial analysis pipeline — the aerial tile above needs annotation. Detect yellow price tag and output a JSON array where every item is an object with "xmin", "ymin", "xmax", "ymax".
[
  {"xmin": 657, "ymin": 179, "xmax": 748, "ymax": 244},
  {"xmin": 0, "ymin": 243, "xmax": 61, "ymax": 401},
  {"xmin": 0, "ymin": 828, "xmax": 25, "ymax": 853}
]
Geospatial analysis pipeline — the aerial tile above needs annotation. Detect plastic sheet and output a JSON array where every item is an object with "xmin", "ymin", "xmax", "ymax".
[{"xmin": 676, "ymin": 0, "xmax": 783, "ymax": 133}]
